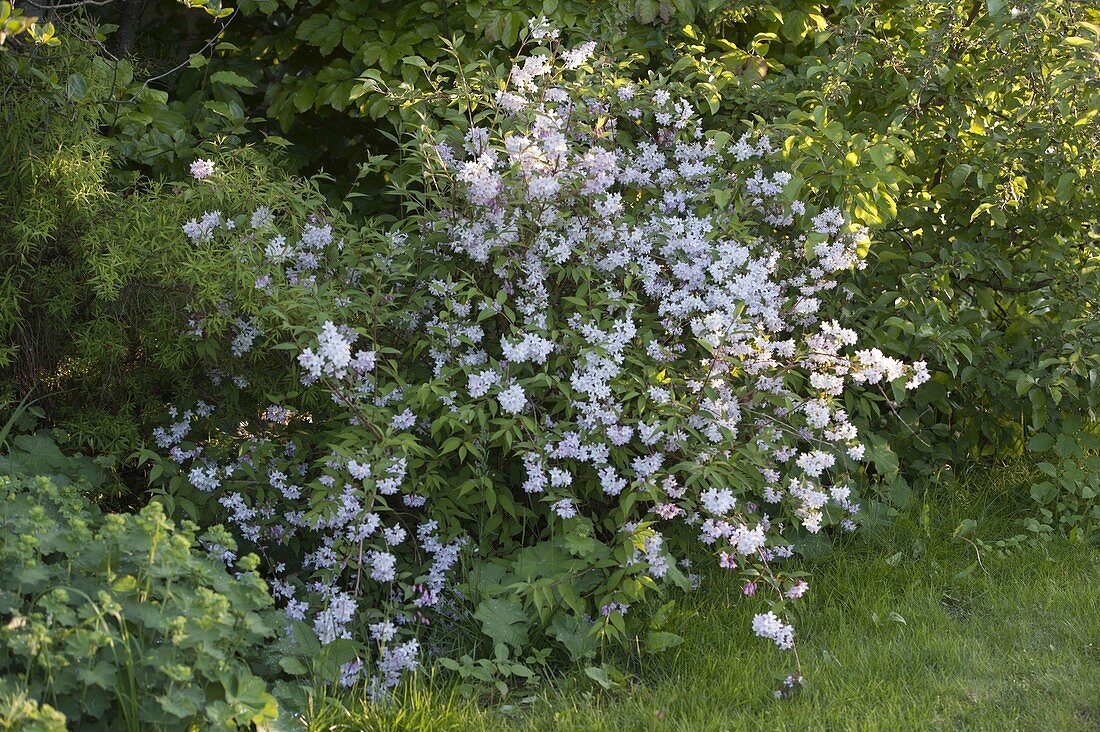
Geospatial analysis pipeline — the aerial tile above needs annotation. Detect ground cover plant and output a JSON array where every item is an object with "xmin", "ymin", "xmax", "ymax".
[
  {"xmin": 0, "ymin": 474, "xmax": 278, "ymax": 730},
  {"xmin": 0, "ymin": 0, "xmax": 1098, "ymax": 729}
]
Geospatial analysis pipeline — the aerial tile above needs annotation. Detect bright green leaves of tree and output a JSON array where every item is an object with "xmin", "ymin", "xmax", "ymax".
[{"xmin": 670, "ymin": 2, "xmax": 1099, "ymax": 529}]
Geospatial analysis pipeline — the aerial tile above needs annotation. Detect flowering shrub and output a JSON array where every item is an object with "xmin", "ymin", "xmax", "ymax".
[{"xmin": 152, "ymin": 24, "xmax": 927, "ymax": 695}]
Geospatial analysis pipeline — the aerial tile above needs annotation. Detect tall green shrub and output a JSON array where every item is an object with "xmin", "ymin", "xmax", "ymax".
[{"xmin": 1, "ymin": 38, "xmax": 337, "ymax": 455}]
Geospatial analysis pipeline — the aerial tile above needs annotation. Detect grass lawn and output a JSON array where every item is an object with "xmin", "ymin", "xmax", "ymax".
[{"xmin": 309, "ymin": 465, "xmax": 1100, "ymax": 731}]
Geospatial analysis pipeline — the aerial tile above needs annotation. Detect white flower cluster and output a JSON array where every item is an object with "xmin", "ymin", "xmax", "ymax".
[
  {"xmin": 189, "ymin": 158, "xmax": 215, "ymax": 179},
  {"xmin": 298, "ymin": 321, "xmax": 376, "ymax": 386},
  {"xmin": 752, "ymin": 612, "xmax": 795, "ymax": 650},
  {"xmin": 182, "ymin": 210, "xmax": 230, "ymax": 244}
]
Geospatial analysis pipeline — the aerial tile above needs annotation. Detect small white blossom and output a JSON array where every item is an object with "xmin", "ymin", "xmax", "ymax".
[{"xmin": 189, "ymin": 159, "xmax": 215, "ymax": 179}]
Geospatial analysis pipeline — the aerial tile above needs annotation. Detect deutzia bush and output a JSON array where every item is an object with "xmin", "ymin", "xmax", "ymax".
[{"xmin": 153, "ymin": 23, "xmax": 928, "ymax": 695}]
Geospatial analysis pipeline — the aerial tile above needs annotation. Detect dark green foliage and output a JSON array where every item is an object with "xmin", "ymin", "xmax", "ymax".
[
  {"xmin": 62, "ymin": 0, "xmax": 733, "ymax": 187},
  {"xmin": 180, "ymin": 0, "xmax": 727, "ymax": 181},
  {"xmin": 0, "ymin": 431, "xmax": 107, "ymax": 490},
  {"xmin": 0, "ymin": 473, "xmax": 279, "ymax": 730},
  {"xmin": 0, "ymin": 39, "xmax": 337, "ymax": 456},
  {"xmin": 1, "ymin": 36, "xmax": 113, "ymax": 380}
]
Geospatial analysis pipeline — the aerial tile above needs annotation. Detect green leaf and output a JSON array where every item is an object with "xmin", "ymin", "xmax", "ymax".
[
  {"xmin": 952, "ymin": 519, "xmax": 977, "ymax": 538},
  {"xmin": 210, "ymin": 71, "xmax": 256, "ymax": 89},
  {"xmin": 278, "ymin": 656, "xmax": 309, "ymax": 675},
  {"xmin": 868, "ymin": 144, "xmax": 891, "ymax": 169},
  {"xmin": 111, "ymin": 575, "xmax": 138, "ymax": 593},
  {"xmin": 644, "ymin": 631, "xmax": 683, "ymax": 653},
  {"xmin": 634, "ymin": 0, "xmax": 658, "ymax": 24},
  {"xmin": 474, "ymin": 597, "xmax": 528, "ymax": 649},
  {"xmin": 65, "ymin": 73, "xmax": 87, "ymax": 100},
  {"xmin": 1026, "ymin": 433, "xmax": 1054, "ymax": 453},
  {"xmin": 1036, "ymin": 462, "xmax": 1058, "ymax": 477},
  {"xmin": 791, "ymin": 529, "xmax": 833, "ymax": 558},
  {"xmin": 1030, "ymin": 481, "xmax": 1055, "ymax": 503},
  {"xmin": 949, "ymin": 163, "xmax": 973, "ymax": 189},
  {"xmin": 157, "ymin": 687, "xmax": 204, "ymax": 718},
  {"xmin": 549, "ymin": 614, "xmax": 597, "ymax": 661},
  {"xmin": 584, "ymin": 665, "xmax": 616, "ymax": 689},
  {"xmin": 1063, "ymin": 36, "xmax": 1096, "ymax": 48}
]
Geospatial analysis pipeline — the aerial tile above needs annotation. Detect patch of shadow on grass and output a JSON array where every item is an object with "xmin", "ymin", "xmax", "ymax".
[
  {"xmin": 1076, "ymin": 705, "xmax": 1100, "ymax": 731},
  {"xmin": 939, "ymin": 591, "xmax": 975, "ymax": 622}
]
